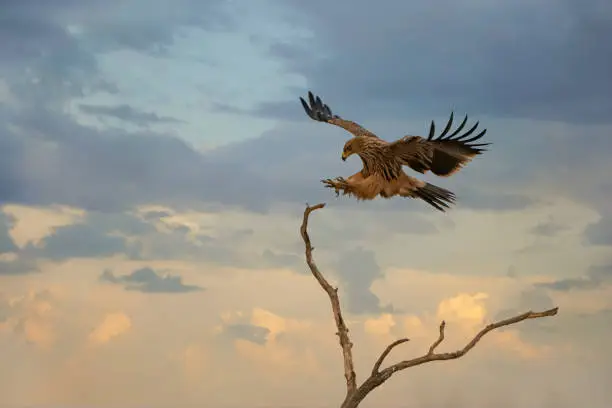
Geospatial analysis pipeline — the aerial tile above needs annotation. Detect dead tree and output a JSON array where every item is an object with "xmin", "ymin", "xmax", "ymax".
[{"xmin": 300, "ymin": 203, "xmax": 558, "ymax": 408}]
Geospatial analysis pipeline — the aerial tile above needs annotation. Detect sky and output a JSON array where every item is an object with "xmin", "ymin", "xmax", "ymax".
[{"xmin": 0, "ymin": 0, "xmax": 611, "ymax": 407}]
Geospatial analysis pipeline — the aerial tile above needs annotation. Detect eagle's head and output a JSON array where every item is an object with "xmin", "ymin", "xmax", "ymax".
[{"xmin": 341, "ymin": 137, "xmax": 364, "ymax": 161}]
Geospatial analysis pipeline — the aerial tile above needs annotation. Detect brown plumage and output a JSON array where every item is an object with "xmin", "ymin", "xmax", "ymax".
[{"xmin": 299, "ymin": 91, "xmax": 490, "ymax": 212}]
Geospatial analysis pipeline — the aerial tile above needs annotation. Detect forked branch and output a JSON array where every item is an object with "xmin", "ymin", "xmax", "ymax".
[{"xmin": 300, "ymin": 204, "xmax": 559, "ymax": 408}]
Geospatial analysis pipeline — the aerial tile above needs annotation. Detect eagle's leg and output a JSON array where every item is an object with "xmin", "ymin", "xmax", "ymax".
[{"xmin": 321, "ymin": 177, "xmax": 351, "ymax": 196}]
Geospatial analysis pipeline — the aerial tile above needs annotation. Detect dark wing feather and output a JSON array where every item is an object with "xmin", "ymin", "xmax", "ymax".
[
  {"xmin": 387, "ymin": 112, "xmax": 490, "ymax": 177},
  {"xmin": 299, "ymin": 91, "xmax": 380, "ymax": 138}
]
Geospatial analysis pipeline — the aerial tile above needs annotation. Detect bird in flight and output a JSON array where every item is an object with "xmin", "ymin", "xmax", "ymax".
[{"xmin": 299, "ymin": 91, "xmax": 490, "ymax": 212}]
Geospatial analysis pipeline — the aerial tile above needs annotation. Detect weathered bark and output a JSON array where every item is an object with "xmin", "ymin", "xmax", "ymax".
[{"xmin": 300, "ymin": 203, "xmax": 356, "ymax": 402}]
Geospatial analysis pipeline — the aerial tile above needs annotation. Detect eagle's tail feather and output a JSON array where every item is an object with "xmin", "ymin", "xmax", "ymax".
[{"xmin": 412, "ymin": 183, "xmax": 456, "ymax": 212}]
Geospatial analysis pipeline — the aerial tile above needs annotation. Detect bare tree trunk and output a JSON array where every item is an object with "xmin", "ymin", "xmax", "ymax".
[{"xmin": 300, "ymin": 203, "xmax": 559, "ymax": 408}]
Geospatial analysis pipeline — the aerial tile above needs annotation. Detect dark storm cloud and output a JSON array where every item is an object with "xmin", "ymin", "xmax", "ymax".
[
  {"xmin": 0, "ymin": 0, "xmax": 544, "ymax": 215},
  {"xmin": 78, "ymin": 104, "xmax": 185, "ymax": 126},
  {"xmin": 100, "ymin": 267, "xmax": 204, "ymax": 293},
  {"xmin": 3, "ymin": 97, "xmax": 339, "ymax": 213},
  {"xmin": 0, "ymin": 0, "xmax": 608, "ymax": 219},
  {"xmin": 0, "ymin": 12, "xmax": 102, "ymax": 105},
  {"xmin": 2, "ymin": 0, "xmax": 537, "ymax": 215},
  {"xmin": 267, "ymin": 0, "xmax": 612, "ymax": 124},
  {"xmin": 0, "ymin": 109, "xmax": 281, "ymax": 213},
  {"xmin": 0, "ymin": 0, "xmax": 230, "ymax": 110},
  {"xmin": 2, "ymin": 0, "xmax": 231, "ymax": 53}
]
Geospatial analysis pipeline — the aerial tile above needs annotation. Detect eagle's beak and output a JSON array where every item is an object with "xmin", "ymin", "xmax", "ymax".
[{"xmin": 341, "ymin": 151, "xmax": 348, "ymax": 161}]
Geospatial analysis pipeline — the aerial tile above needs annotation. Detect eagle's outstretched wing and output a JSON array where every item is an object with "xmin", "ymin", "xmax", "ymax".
[
  {"xmin": 387, "ymin": 112, "xmax": 490, "ymax": 177},
  {"xmin": 299, "ymin": 91, "xmax": 380, "ymax": 139}
]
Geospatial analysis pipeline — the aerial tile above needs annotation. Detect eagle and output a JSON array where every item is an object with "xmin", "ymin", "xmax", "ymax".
[{"xmin": 299, "ymin": 91, "xmax": 490, "ymax": 212}]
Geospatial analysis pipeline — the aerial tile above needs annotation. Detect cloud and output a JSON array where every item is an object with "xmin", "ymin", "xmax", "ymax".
[
  {"xmin": 262, "ymin": 0, "xmax": 612, "ymax": 124},
  {"xmin": 1, "ymin": 205, "xmax": 85, "ymax": 248},
  {"xmin": 1, "ymin": 1, "xmax": 611, "ymax": 407},
  {"xmin": 0, "ymin": 211, "xmax": 17, "ymax": 254},
  {"xmin": 517, "ymin": 288, "xmax": 557, "ymax": 311},
  {"xmin": 454, "ymin": 189, "xmax": 538, "ymax": 212},
  {"xmin": 2, "ymin": 108, "xmax": 280, "ymax": 212},
  {"xmin": 0, "ymin": 256, "xmax": 37, "ymax": 275},
  {"xmin": 530, "ymin": 217, "xmax": 570, "ymax": 237},
  {"xmin": 207, "ymin": 119, "xmax": 545, "ymax": 214},
  {"xmin": 436, "ymin": 292, "xmax": 489, "ymax": 325},
  {"xmin": 175, "ymin": 343, "xmax": 209, "ymax": 388},
  {"xmin": 494, "ymin": 278, "xmax": 611, "ymax": 356},
  {"xmin": 3, "ymin": 99, "xmax": 547, "ymax": 216},
  {"xmin": 495, "ymin": 287, "xmax": 556, "ymax": 324},
  {"xmin": 30, "ymin": 223, "xmax": 127, "ymax": 260},
  {"xmin": 516, "ymin": 306, "xmax": 612, "ymax": 361},
  {"xmin": 334, "ymin": 247, "xmax": 394, "ymax": 315},
  {"xmin": 363, "ymin": 313, "xmax": 397, "ymax": 337},
  {"xmin": 100, "ymin": 267, "xmax": 204, "ymax": 293},
  {"xmin": 584, "ymin": 216, "xmax": 612, "ymax": 246},
  {"xmin": 0, "ymin": 2, "xmax": 279, "ymax": 214},
  {"xmin": 2, "ymin": 0, "xmax": 231, "ymax": 56},
  {"xmin": 0, "ymin": 290, "xmax": 57, "ymax": 349},
  {"xmin": 261, "ymin": 248, "xmax": 301, "ymax": 269},
  {"xmin": 213, "ymin": 308, "xmax": 323, "ymax": 381},
  {"xmin": 216, "ymin": 308, "xmax": 312, "ymax": 345},
  {"xmin": 141, "ymin": 209, "xmax": 173, "ymax": 221},
  {"xmin": 535, "ymin": 264, "xmax": 612, "ymax": 292},
  {"xmin": 223, "ymin": 324, "xmax": 270, "ymax": 345},
  {"xmin": 0, "ymin": 0, "xmax": 609, "ymax": 224},
  {"xmin": 12, "ymin": 208, "xmax": 224, "ymax": 264},
  {"xmin": 88, "ymin": 312, "xmax": 131, "ymax": 346},
  {"xmin": 78, "ymin": 103, "xmax": 185, "ymax": 126},
  {"xmin": 4, "ymin": 205, "xmax": 302, "ymax": 272},
  {"xmin": 79, "ymin": 1, "xmax": 233, "ymax": 53}
]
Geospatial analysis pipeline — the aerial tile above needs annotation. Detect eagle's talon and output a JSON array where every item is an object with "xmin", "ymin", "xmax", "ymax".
[
  {"xmin": 321, "ymin": 178, "xmax": 334, "ymax": 187},
  {"xmin": 321, "ymin": 178, "xmax": 343, "ymax": 196}
]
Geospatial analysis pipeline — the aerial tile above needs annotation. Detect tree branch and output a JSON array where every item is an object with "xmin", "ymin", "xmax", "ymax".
[
  {"xmin": 299, "ymin": 203, "xmax": 559, "ymax": 408},
  {"xmin": 344, "ymin": 307, "xmax": 559, "ymax": 408},
  {"xmin": 300, "ymin": 203, "xmax": 357, "ymax": 398},
  {"xmin": 371, "ymin": 338, "xmax": 409, "ymax": 376},
  {"xmin": 427, "ymin": 320, "xmax": 446, "ymax": 355},
  {"xmin": 385, "ymin": 307, "xmax": 559, "ymax": 374}
]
